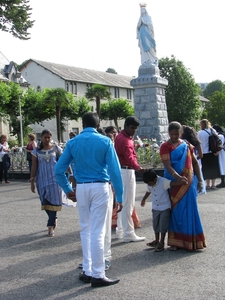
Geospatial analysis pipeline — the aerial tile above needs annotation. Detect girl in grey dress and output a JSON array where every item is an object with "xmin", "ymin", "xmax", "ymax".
[{"xmin": 30, "ymin": 130, "xmax": 63, "ymax": 237}]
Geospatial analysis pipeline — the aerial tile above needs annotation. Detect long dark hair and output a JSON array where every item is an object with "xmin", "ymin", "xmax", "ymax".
[
  {"xmin": 213, "ymin": 124, "xmax": 225, "ymax": 136},
  {"xmin": 181, "ymin": 125, "xmax": 200, "ymax": 147},
  {"xmin": 38, "ymin": 129, "xmax": 52, "ymax": 150}
]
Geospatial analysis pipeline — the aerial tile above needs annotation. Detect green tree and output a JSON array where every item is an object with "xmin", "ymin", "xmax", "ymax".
[
  {"xmin": 105, "ymin": 68, "xmax": 117, "ymax": 74},
  {"xmin": 205, "ymin": 91, "xmax": 225, "ymax": 127},
  {"xmin": 0, "ymin": 81, "xmax": 11, "ymax": 117},
  {"xmin": 23, "ymin": 87, "xmax": 53, "ymax": 124},
  {"xmin": 85, "ymin": 84, "xmax": 111, "ymax": 118},
  {"xmin": 60, "ymin": 96, "xmax": 91, "ymax": 136},
  {"xmin": 0, "ymin": 81, "xmax": 24, "ymax": 140},
  {"xmin": 159, "ymin": 55, "xmax": 201, "ymax": 126},
  {"xmin": 203, "ymin": 80, "xmax": 225, "ymax": 99},
  {"xmin": 100, "ymin": 98, "xmax": 134, "ymax": 130},
  {"xmin": 0, "ymin": 83, "xmax": 46, "ymax": 143},
  {"xmin": 42, "ymin": 88, "xmax": 76, "ymax": 143},
  {"xmin": 0, "ymin": 0, "xmax": 34, "ymax": 40}
]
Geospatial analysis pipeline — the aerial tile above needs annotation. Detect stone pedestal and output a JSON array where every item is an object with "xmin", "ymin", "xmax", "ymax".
[{"xmin": 130, "ymin": 63, "xmax": 169, "ymax": 144}]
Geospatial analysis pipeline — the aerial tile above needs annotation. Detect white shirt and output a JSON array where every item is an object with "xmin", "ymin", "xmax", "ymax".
[
  {"xmin": 146, "ymin": 176, "xmax": 171, "ymax": 211},
  {"xmin": 0, "ymin": 142, "xmax": 9, "ymax": 162}
]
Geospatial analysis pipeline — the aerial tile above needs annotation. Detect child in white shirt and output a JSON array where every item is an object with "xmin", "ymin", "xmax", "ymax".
[{"xmin": 141, "ymin": 169, "xmax": 186, "ymax": 252}]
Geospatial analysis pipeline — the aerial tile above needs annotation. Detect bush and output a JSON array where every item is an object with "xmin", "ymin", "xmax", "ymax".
[
  {"xmin": 8, "ymin": 139, "xmax": 19, "ymax": 148},
  {"xmin": 134, "ymin": 138, "xmax": 163, "ymax": 168}
]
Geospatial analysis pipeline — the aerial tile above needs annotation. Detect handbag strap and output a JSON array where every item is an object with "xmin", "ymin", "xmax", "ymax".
[{"xmin": 203, "ymin": 129, "xmax": 211, "ymax": 136}]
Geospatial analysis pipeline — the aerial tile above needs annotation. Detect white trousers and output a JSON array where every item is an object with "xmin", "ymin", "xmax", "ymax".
[
  {"xmin": 104, "ymin": 185, "xmax": 113, "ymax": 261},
  {"xmin": 117, "ymin": 169, "xmax": 136, "ymax": 236},
  {"xmin": 76, "ymin": 182, "xmax": 109, "ymax": 278}
]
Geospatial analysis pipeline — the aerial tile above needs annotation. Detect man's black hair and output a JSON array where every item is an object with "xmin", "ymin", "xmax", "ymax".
[
  {"xmin": 124, "ymin": 116, "xmax": 140, "ymax": 127},
  {"xmin": 143, "ymin": 169, "xmax": 157, "ymax": 183},
  {"xmin": 82, "ymin": 112, "xmax": 99, "ymax": 128}
]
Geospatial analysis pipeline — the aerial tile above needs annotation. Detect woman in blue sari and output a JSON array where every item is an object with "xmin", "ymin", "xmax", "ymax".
[{"xmin": 160, "ymin": 122, "xmax": 206, "ymax": 251}]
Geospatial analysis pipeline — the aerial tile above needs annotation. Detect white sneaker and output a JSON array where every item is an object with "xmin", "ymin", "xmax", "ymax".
[
  {"xmin": 116, "ymin": 228, "xmax": 123, "ymax": 239},
  {"xmin": 123, "ymin": 234, "xmax": 146, "ymax": 243}
]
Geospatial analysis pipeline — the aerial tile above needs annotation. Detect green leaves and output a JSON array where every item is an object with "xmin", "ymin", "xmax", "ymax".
[
  {"xmin": 0, "ymin": 0, "xmax": 34, "ymax": 40},
  {"xmin": 100, "ymin": 98, "xmax": 134, "ymax": 129},
  {"xmin": 203, "ymin": 80, "xmax": 225, "ymax": 99},
  {"xmin": 0, "ymin": 83, "xmax": 91, "ymax": 144},
  {"xmin": 85, "ymin": 84, "xmax": 111, "ymax": 117},
  {"xmin": 205, "ymin": 91, "xmax": 225, "ymax": 127},
  {"xmin": 159, "ymin": 55, "xmax": 201, "ymax": 126}
]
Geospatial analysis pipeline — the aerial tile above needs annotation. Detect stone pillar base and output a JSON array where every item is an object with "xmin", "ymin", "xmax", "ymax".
[{"xmin": 130, "ymin": 63, "xmax": 169, "ymax": 144}]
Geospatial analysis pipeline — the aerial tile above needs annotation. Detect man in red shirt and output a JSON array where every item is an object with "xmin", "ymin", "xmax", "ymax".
[{"xmin": 115, "ymin": 116, "xmax": 146, "ymax": 242}]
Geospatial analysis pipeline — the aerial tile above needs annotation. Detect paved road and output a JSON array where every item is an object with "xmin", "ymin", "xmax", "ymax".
[{"xmin": 0, "ymin": 180, "xmax": 224, "ymax": 300}]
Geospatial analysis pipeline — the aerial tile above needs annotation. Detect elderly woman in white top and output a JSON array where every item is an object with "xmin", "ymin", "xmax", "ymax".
[
  {"xmin": 197, "ymin": 119, "xmax": 220, "ymax": 189},
  {"xmin": 212, "ymin": 124, "xmax": 225, "ymax": 187}
]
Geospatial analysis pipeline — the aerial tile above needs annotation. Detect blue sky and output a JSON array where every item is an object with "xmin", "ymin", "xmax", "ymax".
[{"xmin": 0, "ymin": 0, "xmax": 224, "ymax": 83}]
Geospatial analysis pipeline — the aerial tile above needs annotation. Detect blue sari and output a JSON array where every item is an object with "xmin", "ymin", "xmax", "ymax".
[{"xmin": 164, "ymin": 142, "xmax": 206, "ymax": 250}]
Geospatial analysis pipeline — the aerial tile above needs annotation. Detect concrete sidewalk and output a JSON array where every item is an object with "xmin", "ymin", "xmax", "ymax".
[{"xmin": 0, "ymin": 180, "xmax": 224, "ymax": 300}]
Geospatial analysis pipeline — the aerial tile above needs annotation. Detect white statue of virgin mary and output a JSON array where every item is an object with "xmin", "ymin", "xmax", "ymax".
[{"xmin": 137, "ymin": 4, "xmax": 158, "ymax": 65}]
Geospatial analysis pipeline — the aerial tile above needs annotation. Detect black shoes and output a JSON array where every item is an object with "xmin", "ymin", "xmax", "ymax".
[
  {"xmin": 91, "ymin": 277, "xmax": 120, "ymax": 287},
  {"xmin": 79, "ymin": 272, "xmax": 92, "ymax": 283},
  {"xmin": 79, "ymin": 272, "xmax": 120, "ymax": 287},
  {"xmin": 216, "ymin": 183, "xmax": 225, "ymax": 188}
]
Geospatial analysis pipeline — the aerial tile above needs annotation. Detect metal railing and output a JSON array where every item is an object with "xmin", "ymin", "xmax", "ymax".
[{"xmin": 8, "ymin": 151, "xmax": 29, "ymax": 173}]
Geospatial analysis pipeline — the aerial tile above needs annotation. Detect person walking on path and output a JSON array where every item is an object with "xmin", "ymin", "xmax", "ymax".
[
  {"xmin": 30, "ymin": 129, "xmax": 63, "ymax": 237},
  {"xmin": 212, "ymin": 124, "xmax": 225, "ymax": 188},
  {"xmin": 0, "ymin": 134, "xmax": 10, "ymax": 184},
  {"xmin": 114, "ymin": 116, "xmax": 145, "ymax": 243},
  {"xmin": 23, "ymin": 133, "xmax": 37, "ymax": 179},
  {"xmin": 141, "ymin": 169, "xmax": 187, "ymax": 252},
  {"xmin": 160, "ymin": 121, "xmax": 206, "ymax": 251},
  {"xmin": 55, "ymin": 112, "xmax": 123, "ymax": 288},
  {"xmin": 197, "ymin": 119, "xmax": 220, "ymax": 190}
]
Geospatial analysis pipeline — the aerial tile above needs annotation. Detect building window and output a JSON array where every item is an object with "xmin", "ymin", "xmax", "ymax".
[
  {"xmin": 66, "ymin": 82, "xmax": 77, "ymax": 94},
  {"xmin": 127, "ymin": 89, "xmax": 132, "ymax": 100},
  {"xmin": 114, "ymin": 88, "xmax": 120, "ymax": 98},
  {"xmin": 74, "ymin": 83, "xmax": 77, "ymax": 95}
]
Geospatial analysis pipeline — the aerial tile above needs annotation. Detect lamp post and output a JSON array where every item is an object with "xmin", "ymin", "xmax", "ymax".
[
  {"xmin": 19, "ymin": 96, "xmax": 23, "ymax": 147},
  {"xmin": 15, "ymin": 72, "xmax": 24, "ymax": 147}
]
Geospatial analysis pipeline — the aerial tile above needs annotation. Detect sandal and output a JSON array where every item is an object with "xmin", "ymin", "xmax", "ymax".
[
  {"xmin": 206, "ymin": 186, "xmax": 211, "ymax": 190},
  {"xmin": 211, "ymin": 186, "xmax": 216, "ymax": 189},
  {"xmin": 146, "ymin": 240, "xmax": 158, "ymax": 247},
  {"xmin": 154, "ymin": 242, "xmax": 164, "ymax": 252},
  {"xmin": 48, "ymin": 231, "xmax": 55, "ymax": 237}
]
